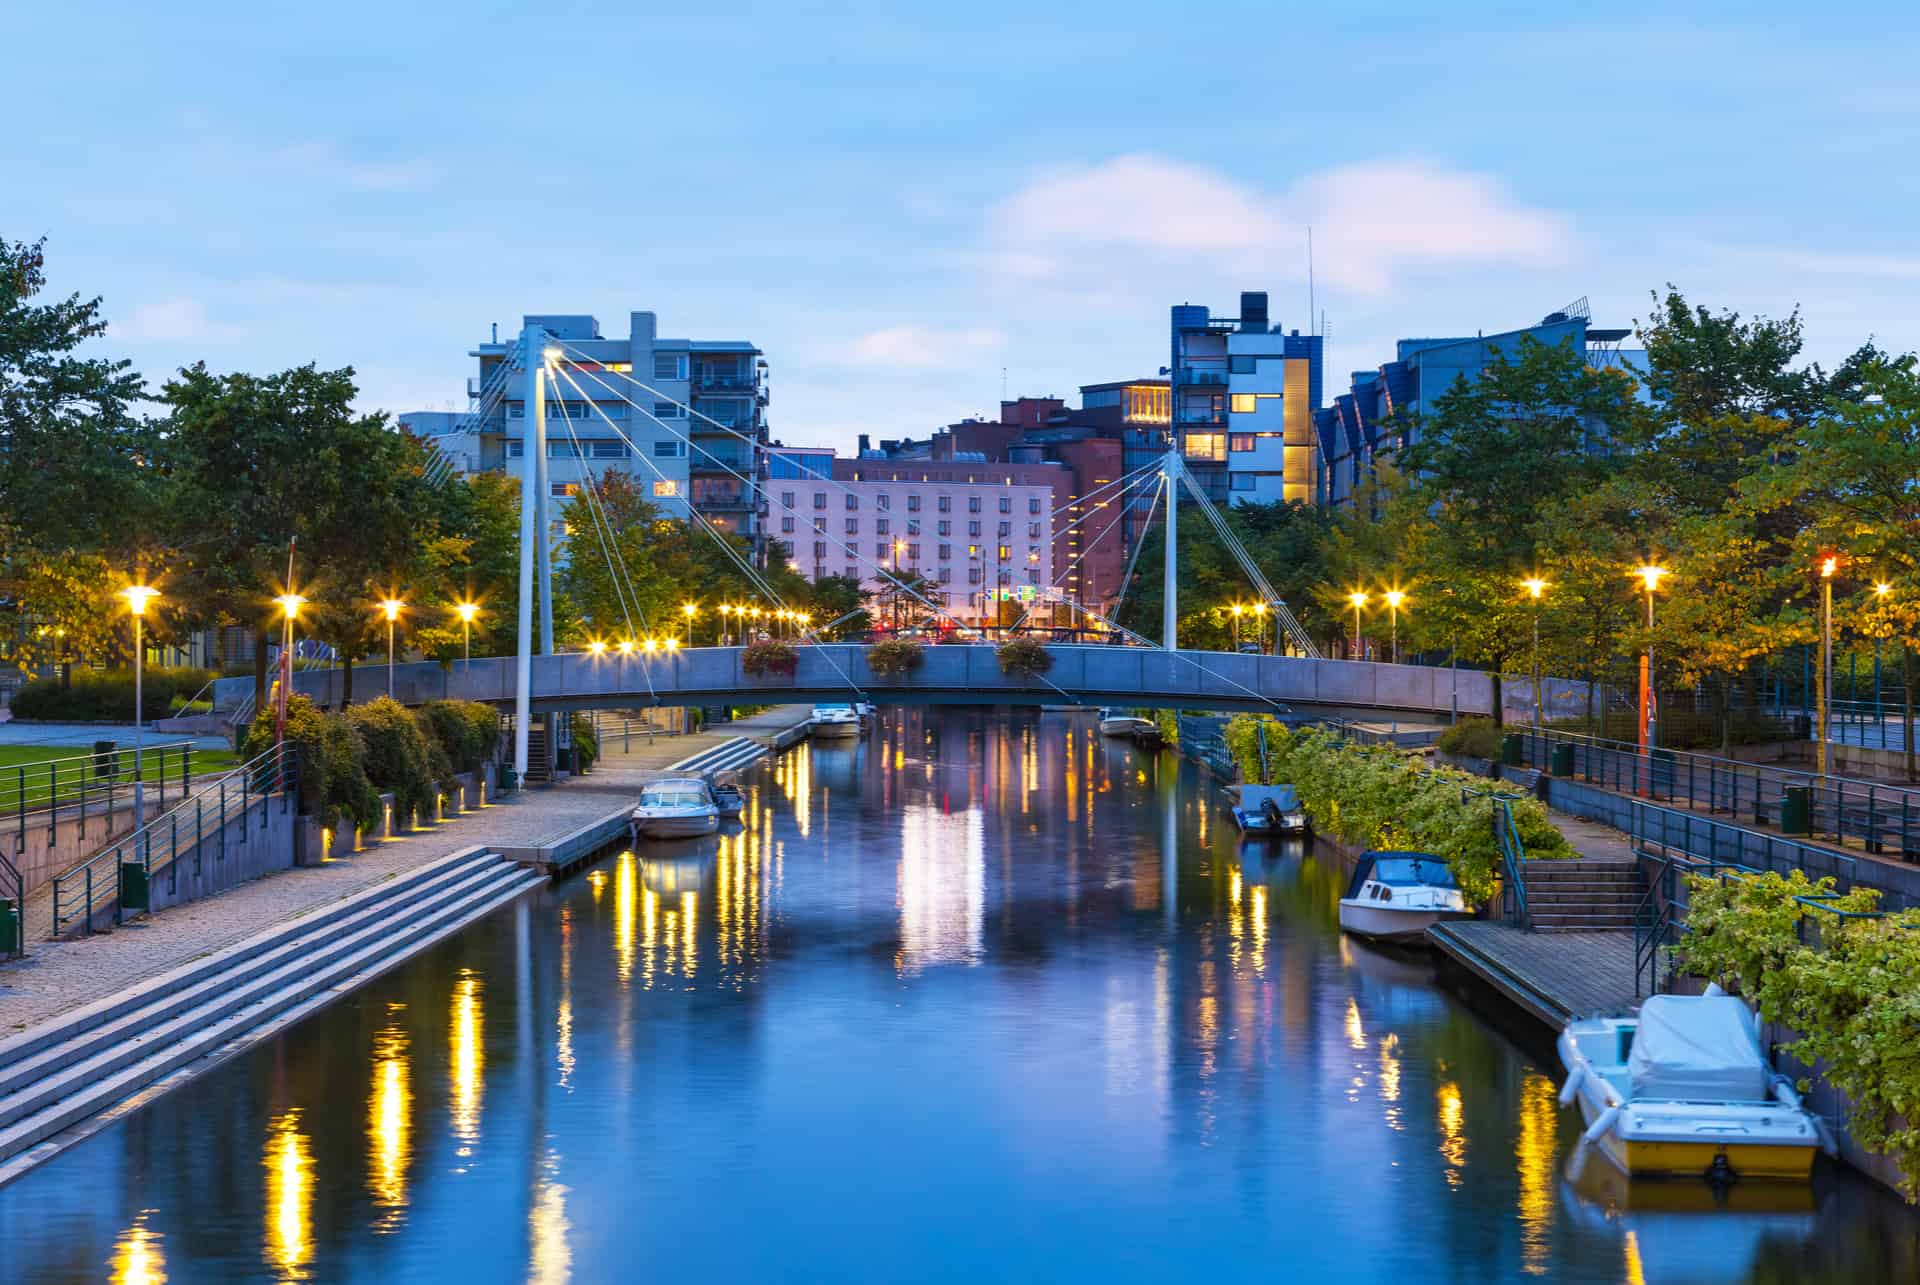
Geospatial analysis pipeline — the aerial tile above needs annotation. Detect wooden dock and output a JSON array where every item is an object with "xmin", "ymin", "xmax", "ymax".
[{"xmin": 1428, "ymin": 921, "xmax": 1640, "ymax": 1027}]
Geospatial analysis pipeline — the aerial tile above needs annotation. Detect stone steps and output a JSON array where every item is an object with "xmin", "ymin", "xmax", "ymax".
[
  {"xmin": 1519, "ymin": 858, "xmax": 1645, "ymax": 933},
  {"xmin": 0, "ymin": 846, "xmax": 543, "ymax": 1176}
]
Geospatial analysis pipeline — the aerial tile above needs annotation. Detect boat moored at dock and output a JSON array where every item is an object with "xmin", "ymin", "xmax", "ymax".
[
  {"xmin": 630, "ymin": 776, "xmax": 722, "ymax": 841},
  {"xmin": 1230, "ymin": 783, "xmax": 1309, "ymax": 835},
  {"xmin": 810, "ymin": 702, "xmax": 863, "ymax": 738},
  {"xmin": 1336, "ymin": 851, "xmax": 1473, "ymax": 945}
]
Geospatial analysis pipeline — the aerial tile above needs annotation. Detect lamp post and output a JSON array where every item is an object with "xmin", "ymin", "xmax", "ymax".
[
  {"xmin": 1383, "ymin": 589, "xmax": 1405, "ymax": 665},
  {"xmin": 1522, "ymin": 577, "xmax": 1548, "ymax": 733},
  {"xmin": 1347, "ymin": 591, "xmax": 1368, "ymax": 661},
  {"xmin": 1818, "ymin": 555, "xmax": 1838, "ymax": 775},
  {"xmin": 682, "ymin": 601, "xmax": 698, "ymax": 647},
  {"xmin": 1229, "ymin": 602, "xmax": 1244, "ymax": 651},
  {"xmin": 1251, "ymin": 601, "xmax": 1270, "ymax": 655},
  {"xmin": 455, "ymin": 601, "xmax": 478, "ymax": 670},
  {"xmin": 1633, "ymin": 565, "xmax": 1667, "ymax": 755},
  {"xmin": 272, "ymin": 591, "xmax": 306, "ymax": 776},
  {"xmin": 120, "ymin": 584, "xmax": 160, "ymax": 823},
  {"xmin": 1874, "ymin": 582, "xmax": 1892, "ymax": 737},
  {"xmin": 589, "ymin": 639, "xmax": 607, "ymax": 657},
  {"xmin": 379, "ymin": 599, "xmax": 405, "ymax": 698},
  {"xmin": 716, "ymin": 604, "xmax": 730, "ymax": 647}
]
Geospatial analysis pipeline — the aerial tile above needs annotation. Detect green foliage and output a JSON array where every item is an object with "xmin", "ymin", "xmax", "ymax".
[
  {"xmin": 571, "ymin": 712, "xmax": 598, "ymax": 772},
  {"xmin": 1224, "ymin": 719, "xmax": 1573, "ymax": 905},
  {"xmin": 240, "ymin": 696, "xmax": 380, "ymax": 830},
  {"xmin": 1152, "ymin": 708, "xmax": 1178, "ymax": 744},
  {"xmin": 417, "ymin": 699, "xmax": 499, "ymax": 774},
  {"xmin": 1680, "ymin": 870, "xmax": 1920, "ymax": 1199},
  {"xmin": 1437, "ymin": 717, "xmax": 1501, "ymax": 760},
  {"xmin": 866, "ymin": 638, "xmax": 924, "ymax": 676},
  {"xmin": 11, "ymin": 665, "xmax": 211, "ymax": 721},
  {"xmin": 344, "ymin": 697, "xmax": 439, "ymax": 822},
  {"xmin": 995, "ymin": 638, "xmax": 1052, "ymax": 678},
  {"xmin": 1118, "ymin": 499, "xmax": 1337, "ymax": 648},
  {"xmin": 741, "ymin": 639, "xmax": 797, "ymax": 677}
]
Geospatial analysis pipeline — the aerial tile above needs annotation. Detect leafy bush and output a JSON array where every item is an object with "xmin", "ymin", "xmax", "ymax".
[
  {"xmin": 571, "ymin": 712, "xmax": 599, "ymax": 772},
  {"xmin": 418, "ymin": 699, "xmax": 500, "ymax": 774},
  {"xmin": 241, "ymin": 696, "xmax": 380, "ymax": 830},
  {"xmin": 1437, "ymin": 716, "xmax": 1502, "ymax": 760},
  {"xmin": 1222, "ymin": 716, "xmax": 1573, "ymax": 905},
  {"xmin": 741, "ymin": 640, "xmax": 797, "ymax": 677},
  {"xmin": 866, "ymin": 638, "xmax": 925, "ymax": 677},
  {"xmin": 1681, "ymin": 869, "xmax": 1920, "ymax": 1199},
  {"xmin": 11, "ymin": 665, "xmax": 211, "ymax": 722},
  {"xmin": 1152, "ymin": 708, "xmax": 1179, "ymax": 744},
  {"xmin": 995, "ymin": 638, "xmax": 1052, "ymax": 678},
  {"xmin": 345, "ymin": 697, "xmax": 439, "ymax": 823}
]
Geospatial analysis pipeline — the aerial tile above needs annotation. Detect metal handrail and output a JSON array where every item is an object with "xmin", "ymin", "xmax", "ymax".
[
  {"xmin": 0, "ymin": 740, "xmax": 203, "ymax": 815},
  {"xmin": 1494, "ymin": 799, "xmax": 1529, "ymax": 928},
  {"xmin": 50, "ymin": 742, "xmax": 296, "ymax": 937}
]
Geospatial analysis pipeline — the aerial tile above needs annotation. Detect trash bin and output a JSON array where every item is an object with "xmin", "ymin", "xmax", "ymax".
[
  {"xmin": 1791, "ymin": 714, "xmax": 1812, "ymax": 740},
  {"xmin": 555, "ymin": 746, "xmax": 573, "ymax": 774},
  {"xmin": 1500, "ymin": 734, "xmax": 1523, "ymax": 766},
  {"xmin": 93, "ymin": 739, "xmax": 118, "ymax": 777},
  {"xmin": 498, "ymin": 766, "xmax": 518, "ymax": 795},
  {"xmin": 1550, "ymin": 743, "xmax": 1575, "ymax": 778},
  {"xmin": 0, "ymin": 898, "xmax": 17, "ymax": 954},
  {"xmin": 119, "ymin": 861, "xmax": 150, "ymax": 912},
  {"xmin": 1780, "ymin": 785, "xmax": 1812, "ymax": 835}
]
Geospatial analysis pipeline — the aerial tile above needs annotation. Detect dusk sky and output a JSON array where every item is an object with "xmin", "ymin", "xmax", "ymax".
[{"xmin": 11, "ymin": 2, "xmax": 1918, "ymax": 452}]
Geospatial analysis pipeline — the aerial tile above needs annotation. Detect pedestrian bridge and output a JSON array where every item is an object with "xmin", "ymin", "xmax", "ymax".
[{"xmin": 213, "ymin": 644, "xmax": 1579, "ymax": 723}]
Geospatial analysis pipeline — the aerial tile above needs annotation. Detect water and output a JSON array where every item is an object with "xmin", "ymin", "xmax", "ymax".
[{"xmin": 1, "ymin": 708, "xmax": 1915, "ymax": 1283}]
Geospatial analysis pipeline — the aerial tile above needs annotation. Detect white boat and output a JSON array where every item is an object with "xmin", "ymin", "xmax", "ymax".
[
  {"xmin": 1336, "ymin": 851, "xmax": 1473, "ymax": 945},
  {"xmin": 1097, "ymin": 707, "xmax": 1157, "ymax": 737},
  {"xmin": 629, "ymin": 776, "xmax": 721, "ymax": 841},
  {"xmin": 707, "ymin": 772, "xmax": 746, "ymax": 819},
  {"xmin": 811, "ymin": 702, "xmax": 862, "ymax": 738},
  {"xmin": 1231, "ymin": 784, "xmax": 1309, "ymax": 835},
  {"xmin": 1557, "ymin": 987, "xmax": 1833, "ymax": 1183}
]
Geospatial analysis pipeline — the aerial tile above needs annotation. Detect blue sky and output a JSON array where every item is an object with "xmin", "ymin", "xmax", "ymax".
[{"xmin": 10, "ymin": 2, "xmax": 1918, "ymax": 453}]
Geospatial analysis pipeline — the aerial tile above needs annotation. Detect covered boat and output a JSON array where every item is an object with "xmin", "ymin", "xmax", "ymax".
[
  {"xmin": 1557, "ymin": 988, "xmax": 1833, "ymax": 1183},
  {"xmin": 1230, "ymin": 784, "xmax": 1309, "ymax": 835},
  {"xmin": 707, "ymin": 771, "xmax": 746, "ymax": 819},
  {"xmin": 811, "ymin": 702, "xmax": 862, "ymax": 738},
  {"xmin": 629, "ymin": 776, "xmax": 721, "ymax": 841},
  {"xmin": 1336, "ymin": 851, "xmax": 1472, "ymax": 944},
  {"xmin": 1097, "ymin": 707, "xmax": 1157, "ymax": 738}
]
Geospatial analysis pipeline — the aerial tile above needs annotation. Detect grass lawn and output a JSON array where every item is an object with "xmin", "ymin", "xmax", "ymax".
[{"xmin": 0, "ymin": 744, "xmax": 241, "ymax": 813}]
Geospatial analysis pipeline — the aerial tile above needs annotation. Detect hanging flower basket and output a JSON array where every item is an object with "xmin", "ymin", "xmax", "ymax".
[
  {"xmin": 741, "ymin": 640, "xmax": 798, "ymax": 678},
  {"xmin": 866, "ymin": 639, "xmax": 925, "ymax": 679},
  {"xmin": 995, "ymin": 638, "xmax": 1053, "ymax": 679}
]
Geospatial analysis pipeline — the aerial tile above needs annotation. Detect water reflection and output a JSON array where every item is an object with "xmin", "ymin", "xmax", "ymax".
[
  {"xmin": 526, "ymin": 1149, "xmax": 572, "ymax": 1284},
  {"xmin": 263, "ymin": 1110, "xmax": 312, "ymax": 1279},
  {"xmin": 109, "ymin": 1212, "xmax": 166, "ymax": 1284},
  {"xmin": 368, "ymin": 1010, "xmax": 412, "ymax": 1230},
  {"xmin": 1515, "ymin": 1071, "xmax": 1557, "ymax": 1274},
  {"xmin": 1435, "ymin": 1079, "xmax": 1467, "ymax": 1188},
  {"xmin": 448, "ymin": 970, "xmax": 484, "ymax": 1159},
  {"xmin": 896, "ymin": 802, "xmax": 985, "ymax": 972}
]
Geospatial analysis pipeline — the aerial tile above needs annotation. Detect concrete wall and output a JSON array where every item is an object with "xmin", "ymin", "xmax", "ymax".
[
  {"xmin": 10, "ymin": 792, "xmax": 177, "ymax": 900},
  {"xmin": 147, "ymin": 792, "xmax": 296, "ymax": 914}
]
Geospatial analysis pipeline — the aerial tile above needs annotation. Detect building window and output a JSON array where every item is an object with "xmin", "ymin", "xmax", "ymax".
[
  {"xmin": 938, "ymin": 495, "xmax": 952, "ymax": 513},
  {"xmin": 875, "ymin": 543, "xmax": 890, "ymax": 559},
  {"xmin": 1028, "ymin": 522, "xmax": 1041, "ymax": 538},
  {"xmin": 1230, "ymin": 355, "xmax": 1256, "ymax": 374},
  {"xmin": 1184, "ymin": 432, "xmax": 1227, "ymax": 462},
  {"xmin": 653, "ymin": 354, "xmax": 684, "ymax": 380},
  {"xmin": 1230, "ymin": 474, "xmax": 1256, "ymax": 491},
  {"xmin": 1027, "ymin": 569, "xmax": 1040, "ymax": 585},
  {"xmin": 843, "ymin": 541, "xmax": 857, "ymax": 558},
  {"xmin": 506, "ymin": 440, "xmax": 525, "ymax": 458},
  {"xmin": 652, "ymin": 401, "xmax": 684, "ymax": 419},
  {"xmin": 781, "ymin": 516, "xmax": 795, "ymax": 533},
  {"xmin": 907, "ymin": 494, "xmax": 921, "ymax": 512},
  {"xmin": 591, "ymin": 439, "xmax": 628, "ymax": 458},
  {"xmin": 845, "ymin": 518, "xmax": 859, "ymax": 534},
  {"xmin": 814, "ymin": 517, "xmax": 828, "ymax": 534},
  {"xmin": 968, "ymin": 520, "xmax": 981, "ymax": 537},
  {"xmin": 654, "ymin": 440, "xmax": 681, "ymax": 458},
  {"xmin": 1230, "ymin": 433, "xmax": 1256, "ymax": 452},
  {"xmin": 969, "ymin": 567, "xmax": 983, "ymax": 584},
  {"xmin": 906, "ymin": 519, "xmax": 920, "ymax": 536},
  {"xmin": 877, "ymin": 494, "xmax": 891, "ymax": 511},
  {"xmin": 653, "ymin": 480, "xmax": 679, "ymax": 497},
  {"xmin": 814, "ymin": 493, "xmax": 828, "ymax": 510},
  {"xmin": 781, "ymin": 491, "xmax": 795, "ymax": 509},
  {"xmin": 508, "ymin": 402, "xmax": 525, "ymax": 419},
  {"xmin": 1028, "ymin": 497, "xmax": 1042, "ymax": 515},
  {"xmin": 938, "ymin": 544, "xmax": 952, "ymax": 561},
  {"xmin": 937, "ymin": 519, "xmax": 951, "ymax": 536},
  {"xmin": 997, "ymin": 521, "xmax": 1011, "ymax": 537},
  {"xmin": 550, "ymin": 482, "xmax": 577, "ymax": 497},
  {"xmin": 1230, "ymin": 394, "xmax": 1258, "ymax": 414},
  {"xmin": 968, "ymin": 496, "xmax": 982, "ymax": 514},
  {"xmin": 997, "ymin": 545, "xmax": 1011, "ymax": 560},
  {"xmin": 998, "ymin": 497, "xmax": 1012, "ymax": 514},
  {"xmin": 876, "ymin": 518, "xmax": 891, "ymax": 536},
  {"xmin": 908, "ymin": 544, "xmax": 921, "ymax": 561},
  {"xmin": 813, "ymin": 541, "xmax": 827, "ymax": 558},
  {"xmin": 938, "ymin": 568, "xmax": 953, "ymax": 584},
  {"xmin": 548, "ymin": 441, "xmax": 580, "ymax": 458},
  {"xmin": 846, "ymin": 494, "xmax": 859, "ymax": 510}
]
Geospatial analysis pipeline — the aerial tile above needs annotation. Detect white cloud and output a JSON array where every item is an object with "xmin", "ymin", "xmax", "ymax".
[
  {"xmin": 847, "ymin": 324, "xmax": 1005, "ymax": 370},
  {"xmin": 985, "ymin": 153, "xmax": 1572, "ymax": 295},
  {"xmin": 116, "ymin": 297, "xmax": 233, "ymax": 343}
]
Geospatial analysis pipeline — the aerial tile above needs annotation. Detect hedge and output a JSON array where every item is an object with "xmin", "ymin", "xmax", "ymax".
[
  {"xmin": 1436, "ymin": 716, "xmax": 1501, "ymax": 760},
  {"xmin": 419, "ymin": 699, "xmax": 501, "ymax": 774},
  {"xmin": 241, "ymin": 696, "xmax": 381, "ymax": 830},
  {"xmin": 571, "ymin": 712, "xmax": 599, "ymax": 772},
  {"xmin": 11, "ymin": 665, "xmax": 215, "ymax": 722},
  {"xmin": 1223, "ymin": 716, "xmax": 1573, "ymax": 905}
]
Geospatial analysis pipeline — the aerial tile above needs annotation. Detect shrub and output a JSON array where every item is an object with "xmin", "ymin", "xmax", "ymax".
[
  {"xmin": 10, "ymin": 665, "xmax": 209, "ymax": 722},
  {"xmin": 866, "ymin": 639, "xmax": 924, "ymax": 677},
  {"xmin": 345, "ymin": 697, "xmax": 438, "ymax": 822},
  {"xmin": 1223, "ymin": 716, "xmax": 1574, "ymax": 905},
  {"xmin": 1681, "ymin": 870, "xmax": 1920, "ymax": 1199},
  {"xmin": 571, "ymin": 712, "xmax": 599, "ymax": 772},
  {"xmin": 418, "ymin": 699, "xmax": 500, "ymax": 774},
  {"xmin": 995, "ymin": 638, "xmax": 1052, "ymax": 678},
  {"xmin": 741, "ymin": 639, "xmax": 798, "ymax": 677},
  {"xmin": 1437, "ymin": 716, "xmax": 1501, "ymax": 760},
  {"xmin": 241, "ymin": 695, "xmax": 380, "ymax": 830}
]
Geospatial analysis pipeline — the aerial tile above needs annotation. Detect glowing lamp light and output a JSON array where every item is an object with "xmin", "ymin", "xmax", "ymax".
[
  {"xmin": 541, "ymin": 346, "xmax": 562, "ymax": 362},
  {"xmin": 588, "ymin": 639, "xmax": 608, "ymax": 655},
  {"xmin": 1875, "ymin": 582, "xmax": 1893, "ymax": 598},
  {"xmin": 275, "ymin": 592, "xmax": 308, "ymax": 621},
  {"xmin": 642, "ymin": 637, "xmax": 659, "ymax": 654},
  {"xmin": 665, "ymin": 637, "xmax": 681, "ymax": 652},
  {"xmin": 455, "ymin": 602, "xmax": 480, "ymax": 624},
  {"xmin": 379, "ymin": 598, "xmax": 405, "ymax": 622},
  {"xmin": 1819, "ymin": 555, "xmax": 1840, "ymax": 579},
  {"xmin": 682, "ymin": 602, "xmax": 698, "ymax": 619},
  {"xmin": 120, "ymin": 584, "xmax": 160, "ymax": 616},
  {"xmin": 1521, "ymin": 577, "xmax": 1548, "ymax": 600},
  {"xmin": 1633, "ymin": 565, "xmax": 1668, "ymax": 593},
  {"xmin": 1347, "ymin": 591, "xmax": 1369, "ymax": 609},
  {"xmin": 617, "ymin": 639, "xmax": 635, "ymax": 655},
  {"xmin": 1383, "ymin": 589, "xmax": 1406, "ymax": 610}
]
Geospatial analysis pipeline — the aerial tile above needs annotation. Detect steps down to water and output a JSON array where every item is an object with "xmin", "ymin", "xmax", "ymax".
[
  {"xmin": 0, "ymin": 846, "xmax": 543, "ymax": 1176},
  {"xmin": 1519, "ymin": 858, "xmax": 1646, "ymax": 933}
]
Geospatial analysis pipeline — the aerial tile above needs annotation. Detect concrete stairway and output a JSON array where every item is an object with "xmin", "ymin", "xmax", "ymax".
[
  {"xmin": 0, "ymin": 846, "xmax": 543, "ymax": 1176},
  {"xmin": 1519, "ymin": 858, "xmax": 1646, "ymax": 933}
]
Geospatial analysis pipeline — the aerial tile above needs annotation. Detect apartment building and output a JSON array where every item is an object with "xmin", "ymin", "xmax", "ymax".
[
  {"xmin": 1169, "ymin": 292, "xmax": 1322, "ymax": 507},
  {"xmin": 767, "ymin": 448, "xmax": 1060, "ymax": 629},
  {"xmin": 405, "ymin": 310, "xmax": 770, "ymax": 561}
]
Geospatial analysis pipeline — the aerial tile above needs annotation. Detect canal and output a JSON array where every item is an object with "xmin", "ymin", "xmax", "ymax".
[{"xmin": 1, "ymin": 708, "xmax": 1915, "ymax": 1282}]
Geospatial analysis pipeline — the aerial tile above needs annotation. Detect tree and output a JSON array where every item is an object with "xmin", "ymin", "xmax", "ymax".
[
  {"xmin": 410, "ymin": 471, "xmax": 522, "ymax": 662},
  {"xmin": 1118, "ymin": 498, "xmax": 1335, "ymax": 648}
]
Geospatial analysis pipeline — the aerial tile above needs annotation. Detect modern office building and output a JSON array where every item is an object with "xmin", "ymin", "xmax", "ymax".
[
  {"xmin": 767, "ymin": 446, "xmax": 1060, "ymax": 630},
  {"xmin": 407, "ymin": 311, "xmax": 769, "ymax": 561},
  {"xmin": 1169, "ymin": 292, "xmax": 1322, "ymax": 507},
  {"xmin": 1317, "ymin": 299, "xmax": 1642, "ymax": 510}
]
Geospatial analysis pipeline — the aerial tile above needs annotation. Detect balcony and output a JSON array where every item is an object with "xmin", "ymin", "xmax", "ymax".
[
  {"xmin": 1177, "ymin": 371, "xmax": 1228, "ymax": 388},
  {"xmin": 694, "ymin": 371, "xmax": 761, "ymax": 393}
]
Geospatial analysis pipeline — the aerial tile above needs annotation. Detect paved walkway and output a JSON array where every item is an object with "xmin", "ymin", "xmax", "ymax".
[{"xmin": 0, "ymin": 708, "xmax": 811, "ymax": 1040}]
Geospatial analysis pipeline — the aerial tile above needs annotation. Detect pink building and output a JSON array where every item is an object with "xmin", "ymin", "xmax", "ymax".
[{"xmin": 767, "ymin": 448, "xmax": 1061, "ymax": 628}]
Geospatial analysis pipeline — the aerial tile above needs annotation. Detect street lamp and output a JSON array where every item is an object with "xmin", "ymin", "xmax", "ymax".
[
  {"xmin": 716, "ymin": 604, "xmax": 731, "ymax": 647},
  {"xmin": 1818, "ymin": 555, "xmax": 1839, "ymax": 775},
  {"xmin": 1633, "ymin": 564, "xmax": 1667, "ymax": 754},
  {"xmin": 681, "ymin": 601, "xmax": 698, "ymax": 647},
  {"xmin": 1251, "ymin": 600, "xmax": 1270, "ymax": 655},
  {"xmin": 378, "ymin": 599, "xmax": 405, "ymax": 698},
  {"xmin": 1347, "ymin": 590, "xmax": 1368, "ymax": 661},
  {"xmin": 617, "ymin": 638, "xmax": 635, "ymax": 656},
  {"xmin": 454, "ymin": 601, "xmax": 479, "ymax": 669},
  {"xmin": 588, "ymin": 639, "xmax": 608, "ymax": 656},
  {"xmin": 1522, "ymin": 577, "xmax": 1548, "ymax": 732},
  {"xmin": 1383, "ymin": 589, "xmax": 1406, "ymax": 665},
  {"xmin": 120, "ymin": 584, "xmax": 160, "ymax": 822},
  {"xmin": 1229, "ymin": 602, "xmax": 1245, "ymax": 652}
]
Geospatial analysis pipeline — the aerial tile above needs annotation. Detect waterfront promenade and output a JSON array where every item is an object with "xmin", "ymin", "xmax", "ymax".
[{"xmin": 0, "ymin": 708, "xmax": 811, "ymax": 1041}]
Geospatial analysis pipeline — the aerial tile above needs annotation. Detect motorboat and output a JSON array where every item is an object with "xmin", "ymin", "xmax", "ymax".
[
  {"xmin": 810, "ymin": 702, "xmax": 862, "ymax": 738},
  {"xmin": 707, "ymin": 772, "xmax": 746, "ymax": 819},
  {"xmin": 1557, "ymin": 987, "xmax": 1834, "ymax": 1183},
  {"xmin": 629, "ymin": 776, "xmax": 721, "ymax": 841},
  {"xmin": 854, "ymin": 700, "xmax": 877, "ymax": 723},
  {"xmin": 1098, "ymin": 707, "xmax": 1157, "ymax": 737},
  {"xmin": 1231, "ymin": 783, "xmax": 1309, "ymax": 835},
  {"xmin": 1336, "ymin": 851, "xmax": 1473, "ymax": 945}
]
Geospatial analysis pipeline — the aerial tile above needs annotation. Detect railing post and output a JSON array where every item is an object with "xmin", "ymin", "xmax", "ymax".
[
  {"xmin": 219, "ymin": 781, "xmax": 227, "ymax": 864},
  {"xmin": 85, "ymin": 863, "xmax": 94, "ymax": 935},
  {"xmin": 196, "ymin": 799, "xmax": 204, "ymax": 875},
  {"xmin": 45, "ymin": 764, "xmax": 55, "ymax": 842}
]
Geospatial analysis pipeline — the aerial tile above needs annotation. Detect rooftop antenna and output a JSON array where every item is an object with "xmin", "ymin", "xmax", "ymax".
[
  {"xmin": 1001, "ymin": 366, "xmax": 1008, "ymax": 403},
  {"xmin": 492, "ymin": 322, "xmax": 498, "ymax": 343},
  {"xmin": 1307, "ymin": 226, "xmax": 1316, "ymax": 336}
]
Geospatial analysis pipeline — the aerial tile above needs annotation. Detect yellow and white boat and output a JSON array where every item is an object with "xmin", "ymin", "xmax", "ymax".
[{"xmin": 1557, "ymin": 987, "xmax": 1835, "ymax": 1183}]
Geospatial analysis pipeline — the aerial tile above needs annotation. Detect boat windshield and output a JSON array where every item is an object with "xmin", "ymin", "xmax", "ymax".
[
  {"xmin": 1369, "ymin": 856, "xmax": 1458, "ymax": 888},
  {"xmin": 640, "ymin": 784, "xmax": 708, "ymax": 809}
]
